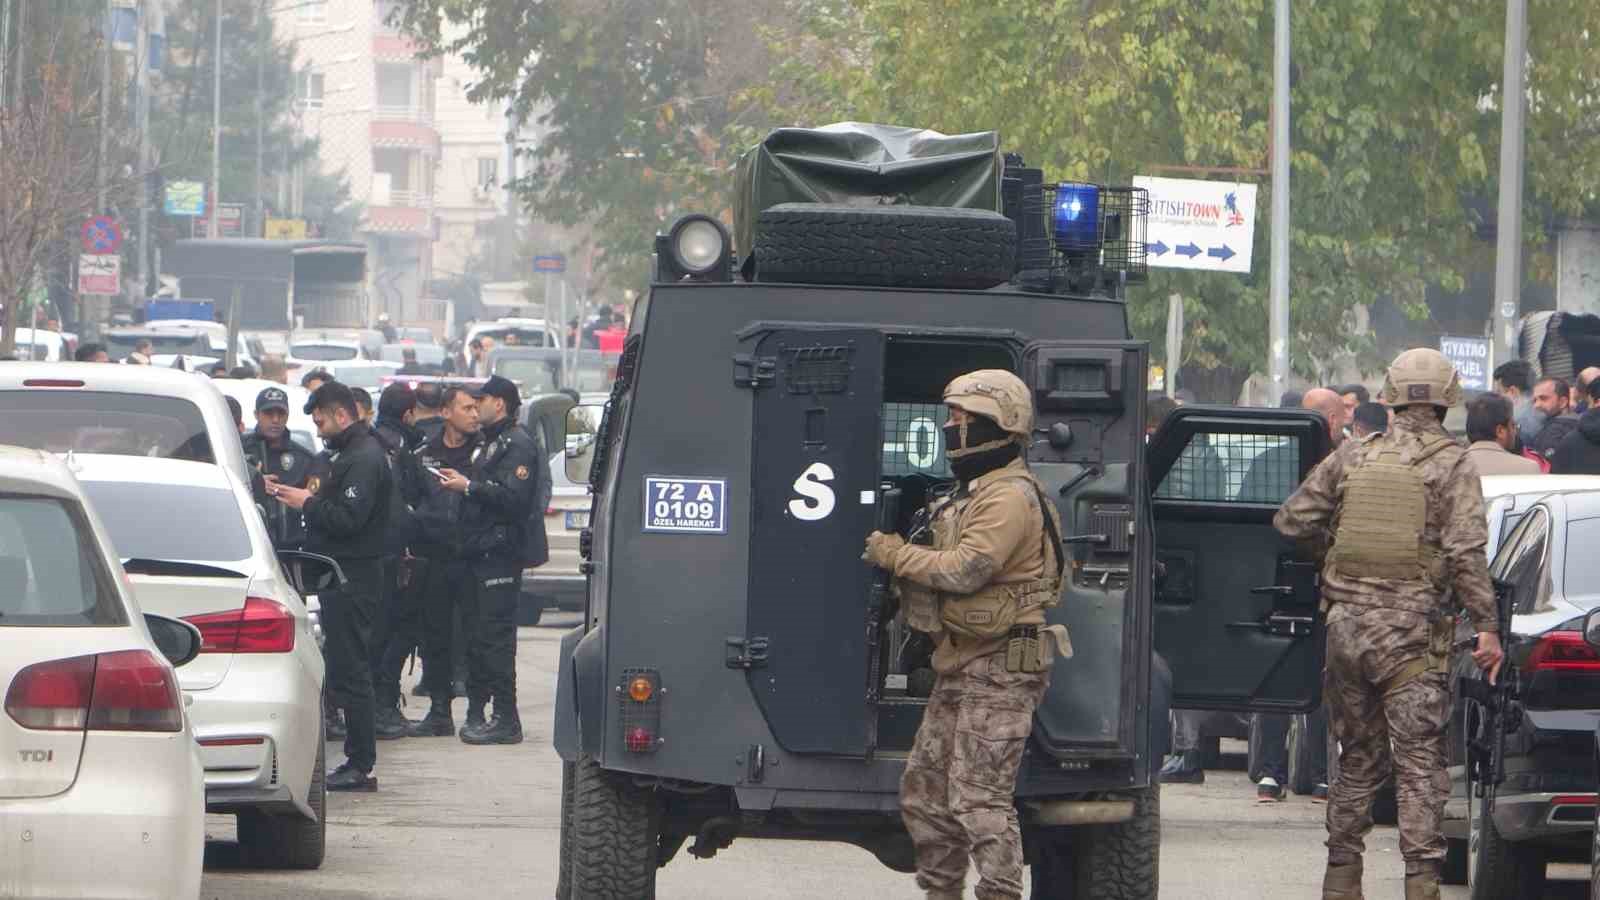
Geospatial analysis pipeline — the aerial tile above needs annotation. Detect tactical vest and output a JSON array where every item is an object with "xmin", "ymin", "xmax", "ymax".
[
  {"xmin": 1329, "ymin": 435, "xmax": 1454, "ymax": 585},
  {"xmin": 897, "ymin": 470, "xmax": 1065, "ymax": 642}
]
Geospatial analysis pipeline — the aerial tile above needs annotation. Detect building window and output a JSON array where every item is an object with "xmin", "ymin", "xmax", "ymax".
[
  {"xmin": 296, "ymin": 71, "xmax": 324, "ymax": 109},
  {"xmin": 296, "ymin": 0, "xmax": 328, "ymax": 24},
  {"xmin": 477, "ymin": 157, "xmax": 499, "ymax": 189}
]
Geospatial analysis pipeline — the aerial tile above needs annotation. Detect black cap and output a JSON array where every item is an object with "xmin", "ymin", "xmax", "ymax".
[
  {"xmin": 256, "ymin": 387, "xmax": 290, "ymax": 413},
  {"xmin": 470, "ymin": 374, "xmax": 521, "ymax": 411}
]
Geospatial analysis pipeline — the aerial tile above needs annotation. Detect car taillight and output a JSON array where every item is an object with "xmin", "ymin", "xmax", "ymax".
[
  {"xmin": 184, "ymin": 596, "xmax": 296, "ymax": 653},
  {"xmin": 1525, "ymin": 631, "xmax": 1600, "ymax": 673},
  {"xmin": 618, "ymin": 669, "xmax": 661, "ymax": 753},
  {"xmin": 5, "ymin": 651, "xmax": 181, "ymax": 733},
  {"xmin": 21, "ymin": 379, "xmax": 85, "ymax": 388}
]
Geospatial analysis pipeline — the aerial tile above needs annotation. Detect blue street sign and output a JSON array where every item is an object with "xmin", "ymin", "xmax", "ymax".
[{"xmin": 533, "ymin": 255, "xmax": 567, "ymax": 274}]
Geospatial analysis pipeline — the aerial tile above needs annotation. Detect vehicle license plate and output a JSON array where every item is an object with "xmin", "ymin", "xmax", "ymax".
[{"xmin": 565, "ymin": 511, "xmax": 590, "ymax": 530}]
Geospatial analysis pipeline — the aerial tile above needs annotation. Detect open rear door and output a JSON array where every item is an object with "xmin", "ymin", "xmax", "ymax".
[{"xmin": 1148, "ymin": 406, "xmax": 1330, "ymax": 712}]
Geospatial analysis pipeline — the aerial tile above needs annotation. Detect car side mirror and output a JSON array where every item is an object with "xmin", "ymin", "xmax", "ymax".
[
  {"xmin": 1585, "ymin": 608, "xmax": 1600, "ymax": 650},
  {"xmin": 144, "ymin": 613, "xmax": 203, "ymax": 668},
  {"xmin": 276, "ymin": 549, "xmax": 347, "ymax": 596},
  {"xmin": 565, "ymin": 407, "xmax": 600, "ymax": 483}
]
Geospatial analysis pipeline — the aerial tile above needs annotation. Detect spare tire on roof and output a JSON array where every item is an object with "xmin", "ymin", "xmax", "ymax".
[{"xmin": 752, "ymin": 204, "xmax": 1017, "ymax": 290}]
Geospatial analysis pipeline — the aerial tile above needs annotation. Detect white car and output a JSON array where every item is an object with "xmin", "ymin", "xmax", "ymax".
[
  {"xmin": 520, "ymin": 393, "xmax": 608, "ymax": 622},
  {"xmin": 69, "ymin": 453, "xmax": 329, "ymax": 869},
  {"xmin": 0, "ymin": 362, "xmax": 253, "ymax": 489},
  {"xmin": 319, "ymin": 358, "xmax": 403, "ymax": 392},
  {"xmin": 287, "ymin": 337, "xmax": 364, "ymax": 367},
  {"xmin": 143, "ymin": 319, "xmax": 258, "ymax": 369},
  {"xmin": 0, "ymin": 446, "xmax": 205, "ymax": 898},
  {"xmin": 9, "ymin": 327, "xmax": 70, "ymax": 361},
  {"xmin": 209, "ymin": 378, "xmax": 322, "ymax": 453}
]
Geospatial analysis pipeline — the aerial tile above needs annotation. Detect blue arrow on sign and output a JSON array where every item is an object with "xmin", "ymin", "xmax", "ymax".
[
  {"xmin": 1175, "ymin": 242, "xmax": 1202, "ymax": 259},
  {"xmin": 1207, "ymin": 245, "xmax": 1236, "ymax": 262},
  {"xmin": 1147, "ymin": 240, "xmax": 1169, "ymax": 257}
]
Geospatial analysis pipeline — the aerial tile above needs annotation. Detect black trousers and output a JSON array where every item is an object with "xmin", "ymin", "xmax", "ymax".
[
  {"xmin": 468, "ymin": 560, "xmax": 522, "ymax": 716},
  {"xmin": 322, "ymin": 557, "xmax": 381, "ymax": 772},
  {"xmin": 373, "ymin": 556, "xmax": 427, "ymax": 708},
  {"xmin": 419, "ymin": 558, "xmax": 478, "ymax": 706}
]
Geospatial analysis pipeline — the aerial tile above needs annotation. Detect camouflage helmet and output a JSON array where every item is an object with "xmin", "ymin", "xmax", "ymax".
[
  {"xmin": 1380, "ymin": 348, "xmax": 1462, "ymax": 408},
  {"xmin": 943, "ymin": 369, "xmax": 1033, "ymax": 440}
]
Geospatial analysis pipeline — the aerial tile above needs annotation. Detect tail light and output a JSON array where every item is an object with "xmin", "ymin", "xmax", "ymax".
[
  {"xmin": 6, "ymin": 651, "xmax": 182, "ymax": 733},
  {"xmin": 618, "ymin": 668, "xmax": 661, "ymax": 753},
  {"xmin": 1525, "ymin": 631, "xmax": 1600, "ymax": 673},
  {"xmin": 184, "ymin": 596, "xmax": 296, "ymax": 653}
]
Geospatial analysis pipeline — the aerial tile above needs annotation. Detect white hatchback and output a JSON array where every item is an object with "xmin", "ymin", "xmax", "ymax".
[
  {"xmin": 69, "ymin": 453, "xmax": 330, "ymax": 869},
  {"xmin": 0, "ymin": 447, "xmax": 205, "ymax": 899}
]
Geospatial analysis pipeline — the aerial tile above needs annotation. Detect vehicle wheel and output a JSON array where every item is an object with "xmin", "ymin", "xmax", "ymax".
[
  {"xmin": 1196, "ymin": 735, "xmax": 1223, "ymax": 771},
  {"xmin": 752, "ymin": 204, "xmax": 1018, "ymax": 291},
  {"xmin": 570, "ymin": 753, "xmax": 660, "ymax": 899},
  {"xmin": 1287, "ymin": 715, "xmax": 1319, "ymax": 795},
  {"xmin": 557, "ymin": 760, "xmax": 574, "ymax": 899},
  {"xmin": 1468, "ymin": 776, "xmax": 1546, "ymax": 899},
  {"xmin": 1072, "ymin": 784, "xmax": 1160, "ymax": 900},
  {"xmin": 1371, "ymin": 777, "xmax": 1399, "ymax": 826},
  {"xmin": 237, "ymin": 740, "xmax": 326, "ymax": 870}
]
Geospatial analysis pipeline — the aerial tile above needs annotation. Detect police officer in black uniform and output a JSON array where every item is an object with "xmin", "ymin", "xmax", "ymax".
[
  {"xmin": 243, "ymin": 387, "xmax": 326, "ymax": 550},
  {"xmin": 404, "ymin": 385, "xmax": 482, "ymax": 736},
  {"xmin": 370, "ymin": 384, "xmax": 425, "ymax": 739},
  {"xmin": 437, "ymin": 375, "xmax": 542, "ymax": 745},
  {"xmin": 269, "ymin": 381, "xmax": 392, "ymax": 791}
]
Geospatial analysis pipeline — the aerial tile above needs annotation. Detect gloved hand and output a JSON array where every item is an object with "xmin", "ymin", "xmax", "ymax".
[{"xmin": 862, "ymin": 531, "xmax": 906, "ymax": 570}]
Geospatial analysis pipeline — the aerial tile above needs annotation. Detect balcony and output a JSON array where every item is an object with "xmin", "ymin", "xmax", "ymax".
[
  {"xmin": 370, "ymin": 118, "xmax": 440, "ymax": 156},
  {"xmin": 373, "ymin": 104, "xmax": 433, "ymax": 126}
]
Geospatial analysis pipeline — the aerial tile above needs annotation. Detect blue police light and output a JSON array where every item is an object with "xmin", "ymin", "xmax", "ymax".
[{"xmin": 1053, "ymin": 182, "xmax": 1101, "ymax": 251}]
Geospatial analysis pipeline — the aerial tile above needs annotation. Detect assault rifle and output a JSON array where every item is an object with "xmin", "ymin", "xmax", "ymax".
[
  {"xmin": 864, "ymin": 487, "xmax": 902, "ymax": 760},
  {"xmin": 1457, "ymin": 577, "xmax": 1520, "ymax": 814}
]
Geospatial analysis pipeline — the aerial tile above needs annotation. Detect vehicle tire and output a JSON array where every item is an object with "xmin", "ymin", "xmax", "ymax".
[
  {"xmin": 1371, "ymin": 777, "xmax": 1399, "ymax": 826},
  {"xmin": 1072, "ymin": 784, "xmax": 1160, "ymax": 900},
  {"xmin": 237, "ymin": 739, "xmax": 326, "ymax": 870},
  {"xmin": 752, "ymin": 204, "xmax": 1017, "ymax": 291},
  {"xmin": 1468, "ymin": 777, "xmax": 1546, "ymax": 899},
  {"xmin": 570, "ymin": 753, "xmax": 660, "ymax": 899},
  {"xmin": 1196, "ymin": 735, "xmax": 1223, "ymax": 771},
  {"xmin": 1287, "ymin": 716, "xmax": 1318, "ymax": 796},
  {"xmin": 557, "ymin": 760, "xmax": 574, "ymax": 899}
]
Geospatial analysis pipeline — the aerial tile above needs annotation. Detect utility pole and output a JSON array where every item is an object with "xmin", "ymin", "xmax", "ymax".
[
  {"xmin": 254, "ymin": 0, "xmax": 264, "ymax": 237},
  {"xmin": 208, "ymin": 0, "xmax": 221, "ymax": 239},
  {"xmin": 1492, "ymin": 0, "xmax": 1528, "ymax": 366},
  {"xmin": 1, "ymin": 0, "xmax": 12, "ymax": 112},
  {"xmin": 1268, "ymin": 0, "xmax": 1291, "ymax": 398},
  {"xmin": 96, "ymin": 0, "xmax": 112, "ymax": 215},
  {"xmin": 136, "ymin": 0, "xmax": 156, "ymax": 299}
]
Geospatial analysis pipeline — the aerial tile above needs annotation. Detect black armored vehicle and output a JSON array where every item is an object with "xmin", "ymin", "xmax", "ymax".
[{"xmin": 553, "ymin": 124, "xmax": 1333, "ymax": 898}]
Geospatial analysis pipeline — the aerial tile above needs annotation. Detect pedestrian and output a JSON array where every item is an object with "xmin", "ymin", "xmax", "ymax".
[
  {"xmin": 1525, "ymin": 376, "xmax": 1580, "ymax": 461},
  {"xmin": 405, "ymin": 386, "xmax": 482, "ymax": 735},
  {"xmin": 353, "ymin": 387, "xmax": 374, "ymax": 423},
  {"xmin": 267, "ymin": 381, "xmax": 394, "ymax": 792},
  {"xmin": 134, "ymin": 338, "xmax": 154, "ymax": 359},
  {"xmin": 225, "ymin": 396, "xmax": 246, "ymax": 435},
  {"xmin": 125, "ymin": 352, "xmax": 150, "ymax": 365},
  {"xmin": 1462, "ymin": 393, "xmax": 1541, "ymax": 477},
  {"xmin": 1550, "ymin": 376, "xmax": 1600, "ymax": 475},
  {"xmin": 259, "ymin": 354, "xmax": 289, "ymax": 384},
  {"xmin": 862, "ymin": 370, "xmax": 1067, "ymax": 900},
  {"xmin": 1275, "ymin": 348, "xmax": 1504, "ymax": 899},
  {"xmin": 245, "ymin": 386, "xmax": 328, "ymax": 550},
  {"xmin": 301, "ymin": 368, "xmax": 332, "ymax": 393},
  {"xmin": 412, "ymin": 382, "xmax": 445, "ymax": 444},
  {"xmin": 73, "ymin": 342, "xmax": 110, "ymax": 363},
  {"xmin": 397, "ymin": 347, "xmax": 429, "ymax": 375},
  {"xmin": 1492, "ymin": 359, "xmax": 1539, "ymax": 444},
  {"xmin": 1252, "ymin": 709, "xmax": 1330, "ymax": 803},
  {"xmin": 370, "ymin": 384, "xmax": 426, "ymax": 741},
  {"xmin": 1349, "ymin": 401, "xmax": 1388, "ymax": 440},
  {"xmin": 1577, "ymin": 367, "xmax": 1600, "ymax": 414},
  {"xmin": 1338, "ymin": 384, "xmax": 1370, "ymax": 419},
  {"xmin": 435, "ymin": 375, "xmax": 542, "ymax": 745}
]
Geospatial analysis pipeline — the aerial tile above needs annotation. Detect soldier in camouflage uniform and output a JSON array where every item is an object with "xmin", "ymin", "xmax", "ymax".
[
  {"xmin": 1274, "ymin": 348, "xmax": 1505, "ymax": 900},
  {"xmin": 864, "ymin": 370, "xmax": 1067, "ymax": 900}
]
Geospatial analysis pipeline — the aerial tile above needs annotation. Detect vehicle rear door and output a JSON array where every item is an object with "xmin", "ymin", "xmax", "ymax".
[
  {"xmin": 745, "ymin": 328, "xmax": 885, "ymax": 755},
  {"xmin": 1148, "ymin": 406, "xmax": 1331, "ymax": 712}
]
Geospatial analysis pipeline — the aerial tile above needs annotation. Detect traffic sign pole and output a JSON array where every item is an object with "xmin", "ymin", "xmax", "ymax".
[{"xmin": 1269, "ymin": 0, "xmax": 1291, "ymax": 400}]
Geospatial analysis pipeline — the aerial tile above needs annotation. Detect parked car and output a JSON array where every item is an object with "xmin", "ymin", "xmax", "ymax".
[
  {"xmin": 1481, "ymin": 474, "xmax": 1600, "ymax": 560},
  {"xmin": 1442, "ymin": 487, "xmax": 1600, "ymax": 894},
  {"xmin": 102, "ymin": 325, "xmax": 214, "ymax": 362},
  {"xmin": 10, "ymin": 327, "xmax": 70, "ymax": 361},
  {"xmin": 0, "ymin": 362, "xmax": 253, "ymax": 489},
  {"xmin": 286, "ymin": 336, "xmax": 365, "ymax": 365},
  {"xmin": 319, "ymin": 359, "xmax": 402, "ymax": 392},
  {"xmin": 142, "ymin": 319, "xmax": 258, "ymax": 369},
  {"xmin": 0, "ymin": 446, "xmax": 206, "ymax": 898}
]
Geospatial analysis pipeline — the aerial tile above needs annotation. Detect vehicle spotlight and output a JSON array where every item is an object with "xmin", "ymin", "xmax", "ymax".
[
  {"xmin": 1053, "ymin": 182, "xmax": 1102, "ymax": 252},
  {"xmin": 655, "ymin": 214, "xmax": 732, "ymax": 282}
]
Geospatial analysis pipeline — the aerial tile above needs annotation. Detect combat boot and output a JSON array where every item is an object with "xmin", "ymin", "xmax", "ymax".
[
  {"xmin": 1322, "ymin": 852, "xmax": 1363, "ymax": 900},
  {"xmin": 1403, "ymin": 860, "xmax": 1440, "ymax": 900},
  {"xmin": 461, "ymin": 711, "xmax": 523, "ymax": 745},
  {"xmin": 374, "ymin": 705, "xmax": 411, "ymax": 740},
  {"xmin": 405, "ymin": 700, "xmax": 455, "ymax": 737},
  {"xmin": 460, "ymin": 702, "xmax": 488, "ymax": 741}
]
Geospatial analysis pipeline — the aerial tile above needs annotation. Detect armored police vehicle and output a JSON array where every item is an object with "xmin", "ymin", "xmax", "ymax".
[{"xmin": 553, "ymin": 123, "xmax": 1332, "ymax": 899}]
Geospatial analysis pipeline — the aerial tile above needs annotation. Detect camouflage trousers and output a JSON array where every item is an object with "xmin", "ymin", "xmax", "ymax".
[
  {"xmin": 1323, "ymin": 609, "xmax": 1451, "ymax": 863},
  {"xmin": 901, "ymin": 651, "xmax": 1050, "ymax": 900}
]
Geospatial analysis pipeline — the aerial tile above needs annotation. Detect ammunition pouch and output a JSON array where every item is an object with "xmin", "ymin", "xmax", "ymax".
[{"xmin": 1004, "ymin": 623, "xmax": 1074, "ymax": 673}]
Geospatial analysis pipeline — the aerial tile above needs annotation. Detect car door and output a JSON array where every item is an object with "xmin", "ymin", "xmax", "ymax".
[{"xmin": 1148, "ymin": 406, "xmax": 1331, "ymax": 712}]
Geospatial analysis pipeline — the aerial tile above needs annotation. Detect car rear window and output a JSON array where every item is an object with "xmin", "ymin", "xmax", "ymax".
[
  {"xmin": 80, "ymin": 482, "xmax": 252, "ymax": 564},
  {"xmin": 292, "ymin": 343, "xmax": 359, "ymax": 361},
  {"xmin": 0, "ymin": 391, "xmax": 213, "ymax": 462},
  {"xmin": 0, "ymin": 495, "xmax": 125, "ymax": 626},
  {"xmin": 104, "ymin": 332, "xmax": 211, "ymax": 359}
]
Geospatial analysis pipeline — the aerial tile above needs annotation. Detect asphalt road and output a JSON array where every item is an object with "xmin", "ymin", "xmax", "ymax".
[{"xmin": 199, "ymin": 612, "xmax": 1590, "ymax": 899}]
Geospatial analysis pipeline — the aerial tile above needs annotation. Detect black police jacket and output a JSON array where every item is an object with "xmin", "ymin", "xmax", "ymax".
[
  {"xmin": 460, "ymin": 416, "xmax": 545, "ymax": 566},
  {"xmin": 303, "ymin": 423, "xmax": 393, "ymax": 560},
  {"xmin": 410, "ymin": 431, "xmax": 478, "ymax": 560},
  {"xmin": 372, "ymin": 418, "xmax": 424, "ymax": 554},
  {"xmin": 243, "ymin": 429, "xmax": 327, "ymax": 550}
]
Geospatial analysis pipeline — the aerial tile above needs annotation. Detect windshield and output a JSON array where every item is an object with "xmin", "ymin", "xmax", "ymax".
[
  {"xmin": 104, "ymin": 331, "xmax": 210, "ymax": 360},
  {"xmin": 80, "ymin": 482, "xmax": 252, "ymax": 565},
  {"xmin": 0, "ymin": 495, "xmax": 124, "ymax": 626},
  {"xmin": 291, "ymin": 343, "xmax": 360, "ymax": 361},
  {"xmin": 494, "ymin": 358, "xmax": 560, "ymax": 393},
  {"xmin": 0, "ymin": 391, "xmax": 213, "ymax": 462}
]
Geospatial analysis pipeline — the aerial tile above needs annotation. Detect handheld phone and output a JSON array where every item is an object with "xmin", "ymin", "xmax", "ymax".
[{"xmin": 425, "ymin": 465, "xmax": 446, "ymax": 479}]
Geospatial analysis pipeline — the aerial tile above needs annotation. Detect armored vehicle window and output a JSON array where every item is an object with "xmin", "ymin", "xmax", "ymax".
[
  {"xmin": 880, "ymin": 339, "xmax": 1014, "ymax": 482},
  {"xmin": 1154, "ymin": 432, "xmax": 1298, "ymax": 503}
]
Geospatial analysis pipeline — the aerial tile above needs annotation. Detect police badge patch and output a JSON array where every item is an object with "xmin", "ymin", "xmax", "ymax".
[
  {"xmin": 281, "ymin": 453, "xmax": 295, "ymax": 471},
  {"xmin": 515, "ymin": 465, "xmax": 530, "ymax": 480},
  {"xmin": 306, "ymin": 476, "xmax": 322, "ymax": 494},
  {"xmin": 344, "ymin": 485, "xmax": 360, "ymax": 500}
]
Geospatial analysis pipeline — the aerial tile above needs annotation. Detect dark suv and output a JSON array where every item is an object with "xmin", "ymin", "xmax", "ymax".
[
  {"xmin": 1444, "ymin": 488, "xmax": 1600, "ymax": 897},
  {"xmin": 551, "ymin": 125, "xmax": 1333, "ymax": 899}
]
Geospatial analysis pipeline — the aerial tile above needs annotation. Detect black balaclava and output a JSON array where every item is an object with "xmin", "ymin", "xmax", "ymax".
[{"xmin": 945, "ymin": 414, "xmax": 1020, "ymax": 484}]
